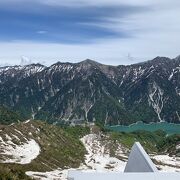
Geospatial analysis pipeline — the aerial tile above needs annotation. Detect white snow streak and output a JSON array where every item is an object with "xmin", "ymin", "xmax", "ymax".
[{"xmin": 148, "ymin": 82, "xmax": 164, "ymax": 122}]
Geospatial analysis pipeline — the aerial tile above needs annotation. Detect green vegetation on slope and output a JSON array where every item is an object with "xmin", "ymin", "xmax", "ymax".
[
  {"xmin": 63, "ymin": 125, "xmax": 90, "ymax": 139},
  {"xmin": 0, "ymin": 106, "xmax": 23, "ymax": 125},
  {"xmin": 0, "ymin": 165, "xmax": 31, "ymax": 180},
  {"xmin": 109, "ymin": 130, "xmax": 164, "ymax": 153},
  {"xmin": 0, "ymin": 121, "xmax": 89, "ymax": 178},
  {"xmin": 108, "ymin": 130, "xmax": 180, "ymax": 155},
  {"xmin": 157, "ymin": 134, "xmax": 180, "ymax": 156}
]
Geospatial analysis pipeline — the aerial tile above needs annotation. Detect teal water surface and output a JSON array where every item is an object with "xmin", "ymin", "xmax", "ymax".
[{"xmin": 106, "ymin": 121, "xmax": 180, "ymax": 135}]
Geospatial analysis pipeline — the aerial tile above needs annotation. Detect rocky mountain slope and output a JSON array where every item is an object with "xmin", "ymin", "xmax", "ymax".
[{"xmin": 0, "ymin": 56, "xmax": 180, "ymax": 125}]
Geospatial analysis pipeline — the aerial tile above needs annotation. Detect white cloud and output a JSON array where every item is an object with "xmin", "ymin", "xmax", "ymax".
[{"xmin": 36, "ymin": 31, "xmax": 47, "ymax": 34}]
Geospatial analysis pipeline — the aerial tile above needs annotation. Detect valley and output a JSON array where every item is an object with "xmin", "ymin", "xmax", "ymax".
[{"xmin": 0, "ymin": 57, "xmax": 180, "ymax": 179}]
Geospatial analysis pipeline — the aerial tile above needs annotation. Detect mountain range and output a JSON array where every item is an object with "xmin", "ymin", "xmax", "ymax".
[{"xmin": 0, "ymin": 56, "xmax": 180, "ymax": 125}]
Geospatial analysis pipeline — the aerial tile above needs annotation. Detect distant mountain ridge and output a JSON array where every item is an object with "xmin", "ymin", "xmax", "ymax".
[{"xmin": 0, "ymin": 56, "xmax": 180, "ymax": 125}]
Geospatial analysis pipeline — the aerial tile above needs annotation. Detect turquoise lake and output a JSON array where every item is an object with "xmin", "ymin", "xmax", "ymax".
[{"xmin": 106, "ymin": 121, "xmax": 180, "ymax": 135}]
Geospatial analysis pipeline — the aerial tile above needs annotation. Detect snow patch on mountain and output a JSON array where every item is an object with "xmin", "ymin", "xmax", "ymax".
[
  {"xmin": 0, "ymin": 64, "xmax": 45, "ymax": 82},
  {"xmin": 0, "ymin": 137, "xmax": 40, "ymax": 164},
  {"xmin": 80, "ymin": 134, "xmax": 126, "ymax": 172}
]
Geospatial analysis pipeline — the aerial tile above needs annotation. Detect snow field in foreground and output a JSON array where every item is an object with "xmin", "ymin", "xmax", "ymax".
[{"xmin": 0, "ymin": 135, "xmax": 40, "ymax": 164}]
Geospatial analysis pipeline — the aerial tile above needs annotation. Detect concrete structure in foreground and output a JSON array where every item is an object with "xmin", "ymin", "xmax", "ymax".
[
  {"xmin": 124, "ymin": 142, "xmax": 158, "ymax": 172},
  {"xmin": 68, "ymin": 142, "xmax": 180, "ymax": 180}
]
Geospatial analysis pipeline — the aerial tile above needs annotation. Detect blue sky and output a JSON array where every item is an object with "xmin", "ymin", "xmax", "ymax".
[
  {"xmin": 0, "ymin": 5, "xmax": 131, "ymax": 43},
  {"xmin": 0, "ymin": 0, "xmax": 180, "ymax": 66}
]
